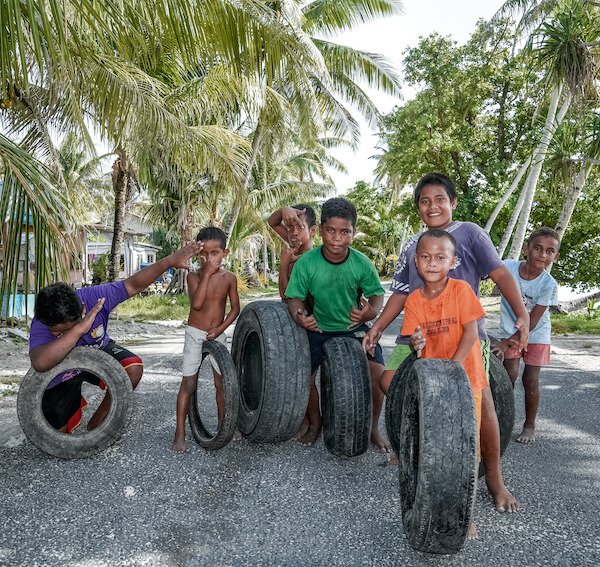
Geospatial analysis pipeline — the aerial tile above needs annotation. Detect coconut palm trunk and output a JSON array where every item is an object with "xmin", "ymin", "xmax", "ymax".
[
  {"xmin": 484, "ymin": 156, "xmax": 531, "ymax": 233},
  {"xmin": 108, "ymin": 147, "xmax": 137, "ymax": 281},
  {"xmin": 222, "ymin": 122, "xmax": 263, "ymax": 237},
  {"xmin": 554, "ymin": 162, "xmax": 592, "ymax": 240},
  {"xmin": 507, "ymin": 88, "xmax": 573, "ymax": 258},
  {"xmin": 497, "ymin": 87, "xmax": 571, "ymax": 256}
]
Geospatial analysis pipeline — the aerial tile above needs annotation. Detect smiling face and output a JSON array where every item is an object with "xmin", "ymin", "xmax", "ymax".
[
  {"xmin": 320, "ymin": 217, "xmax": 354, "ymax": 262},
  {"xmin": 415, "ymin": 235, "xmax": 457, "ymax": 285},
  {"xmin": 417, "ymin": 184, "xmax": 457, "ymax": 229},
  {"xmin": 525, "ymin": 235, "xmax": 560, "ymax": 272},
  {"xmin": 199, "ymin": 239, "xmax": 227, "ymax": 267}
]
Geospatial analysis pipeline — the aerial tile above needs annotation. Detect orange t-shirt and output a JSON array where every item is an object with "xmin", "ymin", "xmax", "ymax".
[{"xmin": 401, "ymin": 278, "xmax": 487, "ymax": 394}]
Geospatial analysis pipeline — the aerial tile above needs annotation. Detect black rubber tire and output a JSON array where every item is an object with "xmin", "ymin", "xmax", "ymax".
[
  {"xmin": 385, "ymin": 353, "xmax": 417, "ymax": 457},
  {"xmin": 231, "ymin": 301, "xmax": 311, "ymax": 443},
  {"xmin": 321, "ymin": 337, "xmax": 372, "ymax": 457},
  {"xmin": 399, "ymin": 358, "xmax": 478, "ymax": 554},
  {"xmin": 478, "ymin": 352, "xmax": 515, "ymax": 477},
  {"xmin": 17, "ymin": 347, "xmax": 133, "ymax": 459},
  {"xmin": 188, "ymin": 340, "xmax": 240, "ymax": 450}
]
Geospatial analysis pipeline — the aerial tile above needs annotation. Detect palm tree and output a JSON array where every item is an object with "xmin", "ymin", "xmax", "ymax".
[
  {"xmin": 0, "ymin": 0, "xmax": 325, "ymax": 309},
  {"xmin": 221, "ymin": 0, "xmax": 404, "ymax": 236},
  {"xmin": 491, "ymin": 0, "xmax": 599, "ymax": 257}
]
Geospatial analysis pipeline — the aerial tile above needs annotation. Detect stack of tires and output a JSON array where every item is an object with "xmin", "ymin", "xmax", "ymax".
[{"xmin": 231, "ymin": 301, "xmax": 373, "ymax": 457}]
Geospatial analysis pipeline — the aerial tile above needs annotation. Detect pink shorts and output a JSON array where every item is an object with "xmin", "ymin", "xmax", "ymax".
[{"xmin": 504, "ymin": 343, "xmax": 551, "ymax": 366}]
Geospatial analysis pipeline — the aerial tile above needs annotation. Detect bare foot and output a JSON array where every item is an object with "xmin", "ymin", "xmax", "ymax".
[
  {"xmin": 297, "ymin": 425, "xmax": 321, "ymax": 447},
  {"xmin": 172, "ymin": 437, "xmax": 189, "ymax": 453},
  {"xmin": 490, "ymin": 485, "xmax": 521, "ymax": 513},
  {"xmin": 295, "ymin": 417, "xmax": 309, "ymax": 440},
  {"xmin": 516, "ymin": 426, "xmax": 535, "ymax": 444},
  {"xmin": 370, "ymin": 428, "xmax": 392, "ymax": 452},
  {"xmin": 388, "ymin": 452, "xmax": 399, "ymax": 465},
  {"xmin": 232, "ymin": 430, "xmax": 243, "ymax": 442},
  {"xmin": 467, "ymin": 522, "xmax": 478, "ymax": 540}
]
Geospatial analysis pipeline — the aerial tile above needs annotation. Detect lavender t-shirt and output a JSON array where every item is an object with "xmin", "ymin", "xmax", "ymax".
[
  {"xmin": 29, "ymin": 282, "xmax": 129, "ymax": 387},
  {"xmin": 391, "ymin": 221, "xmax": 502, "ymax": 343}
]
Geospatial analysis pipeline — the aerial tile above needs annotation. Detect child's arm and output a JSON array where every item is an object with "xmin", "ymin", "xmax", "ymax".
[
  {"xmin": 189, "ymin": 256, "xmax": 221, "ymax": 311},
  {"xmin": 349, "ymin": 295, "xmax": 383, "ymax": 329},
  {"xmin": 124, "ymin": 242, "xmax": 203, "ymax": 297},
  {"xmin": 207, "ymin": 274, "xmax": 241, "ymax": 340},
  {"xmin": 363, "ymin": 294, "xmax": 407, "ymax": 355},
  {"xmin": 278, "ymin": 245, "xmax": 300, "ymax": 299},
  {"xmin": 495, "ymin": 303, "xmax": 548, "ymax": 353},
  {"xmin": 268, "ymin": 206, "xmax": 306, "ymax": 243},
  {"xmin": 287, "ymin": 297, "xmax": 321, "ymax": 332},
  {"xmin": 29, "ymin": 298, "xmax": 106, "ymax": 372},
  {"xmin": 489, "ymin": 265, "xmax": 530, "ymax": 350},
  {"xmin": 452, "ymin": 320, "xmax": 479, "ymax": 364}
]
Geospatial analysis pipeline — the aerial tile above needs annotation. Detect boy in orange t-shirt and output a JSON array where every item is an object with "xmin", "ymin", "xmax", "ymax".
[{"xmin": 400, "ymin": 228, "xmax": 486, "ymax": 540}]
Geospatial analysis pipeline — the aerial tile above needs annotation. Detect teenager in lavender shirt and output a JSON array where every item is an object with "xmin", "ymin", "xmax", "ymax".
[
  {"xmin": 29, "ymin": 242, "xmax": 202, "ymax": 433},
  {"xmin": 363, "ymin": 173, "xmax": 529, "ymax": 514}
]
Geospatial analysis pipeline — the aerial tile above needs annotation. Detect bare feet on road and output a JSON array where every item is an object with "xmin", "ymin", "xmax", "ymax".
[
  {"xmin": 516, "ymin": 426, "xmax": 536, "ymax": 444},
  {"xmin": 297, "ymin": 425, "xmax": 321, "ymax": 447},
  {"xmin": 370, "ymin": 428, "xmax": 392, "ymax": 453},
  {"xmin": 467, "ymin": 522, "xmax": 478, "ymax": 540},
  {"xmin": 489, "ymin": 485, "xmax": 521, "ymax": 513},
  {"xmin": 172, "ymin": 437, "xmax": 189, "ymax": 453}
]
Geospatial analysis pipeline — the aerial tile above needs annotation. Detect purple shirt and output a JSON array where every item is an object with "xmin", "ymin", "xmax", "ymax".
[
  {"xmin": 29, "ymin": 282, "xmax": 129, "ymax": 387},
  {"xmin": 391, "ymin": 221, "xmax": 502, "ymax": 342}
]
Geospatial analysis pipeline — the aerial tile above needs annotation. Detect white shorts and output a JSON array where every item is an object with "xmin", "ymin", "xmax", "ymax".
[{"xmin": 182, "ymin": 326, "xmax": 227, "ymax": 376}]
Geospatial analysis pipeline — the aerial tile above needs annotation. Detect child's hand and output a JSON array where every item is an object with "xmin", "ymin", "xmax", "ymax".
[
  {"xmin": 410, "ymin": 326, "xmax": 426, "ymax": 358},
  {"xmin": 282, "ymin": 207, "xmax": 306, "ymax": 231},
  {"xmin": 349, "ymin": 297, "xmax": 375, "ymax": 328},
  {"xmin": 201, "ymin": 255, "xmax": 222, "ymax": 276},
  {"xmin": 296, "ymin": 309, "xmax": 321, "ymax": 333},
  {"xmin": 207, "ymin": 325, "xmax": 224, "ymax": 340},
  {"xmin": 76, "ymin": 298, "xmax": 105, "ymax": 335},
  {"xmin": 280, "ymin": 244, "xmax": 300, "ymax": 266},
  {"xmin": 362, "ymin": 326, "xmax": 382, "ymax": 356},
  {"xmin": 171, "ymin": 241, "xmax": 204, "ymax": 270},
  {"xmin": 491, "ymin": 338, "xmax": 511, "ymax": 359},
  {"xmin": 513, "ymin": 318, "xmax": 529, "ymax": 351}
]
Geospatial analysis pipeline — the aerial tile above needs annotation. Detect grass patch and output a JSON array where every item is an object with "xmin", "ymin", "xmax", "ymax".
[
  {"xmin": 113, "ymin": 285, "xmax": 280, "ymax": 322},
  {"xmin": 551, "ymin": 314, "xmax": 600, "ymax": 334},
  {"xmin": 0, "ymin": 375, "xmax": 21, "ymax": 399}
]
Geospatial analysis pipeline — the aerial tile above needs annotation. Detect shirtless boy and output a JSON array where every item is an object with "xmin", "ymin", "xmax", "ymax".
[
  {"xmin": 267, "ymin": 204, "xmax": 317, "ymax": 299},
  {"xmin": 173, "ymin": 227, "xmax": 240, "ymax": 453}
]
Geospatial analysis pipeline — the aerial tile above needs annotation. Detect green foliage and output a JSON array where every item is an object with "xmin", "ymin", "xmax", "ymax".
[
  {"xmin": 347, "ymin": 181, "xmax": 418, "ymax": 274},
  {"xmin": 91, "ymin": 252, "xmax": 109, "ymax": 285},
  {"xmin": 115, "ymin": 293, "xmax": 190, "ymax": 322},
  {"xmin": 551, "ymin": 313, "xmax": 600, "ymax": 334},
  {"xmin": 150, "ymin": 228, "xmax": 181, "ymax": 260}
]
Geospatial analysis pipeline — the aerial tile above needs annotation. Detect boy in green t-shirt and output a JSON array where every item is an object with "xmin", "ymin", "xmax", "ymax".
[{"xmin": 285, "ymin": 197, "xmax": 389, "ymax": 450}]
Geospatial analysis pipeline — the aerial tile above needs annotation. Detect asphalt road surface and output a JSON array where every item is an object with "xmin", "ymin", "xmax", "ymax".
[{"xmin": 1, "ymin": 308, "xmax": 599, "ymax": 566}]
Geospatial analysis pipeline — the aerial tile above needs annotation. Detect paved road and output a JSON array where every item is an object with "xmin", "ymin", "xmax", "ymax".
[{"xmin": 1, "ymin": 309, "xmax": 599, "ymax": 566}]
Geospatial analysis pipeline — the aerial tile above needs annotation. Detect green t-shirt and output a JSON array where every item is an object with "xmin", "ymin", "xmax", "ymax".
[{"xmin": 285, "ymin": 246, "xmax": 384, "ymax": 332}]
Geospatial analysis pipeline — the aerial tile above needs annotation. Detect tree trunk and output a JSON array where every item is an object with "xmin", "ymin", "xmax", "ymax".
[
  {"xmin": 554, "ymin": 163, "xmax": 592, "ymax": 241},
  {"xmin": 262, "ymin": 236, "xmax": 268, "ymax": 286},
  {"xmin": 222, "ymin": 121, "xmax": 263, "ymax": 237},
  {"xmin": 507, "ymin": 88, "xmax": 572, "ymax": 258},
  {"xmin": 485, "ymin": 156, "xmax": 531, "ymax": 234},
  {"xmin": 108, "ymin": 148, "xmax": 128, "ymax": 281}
]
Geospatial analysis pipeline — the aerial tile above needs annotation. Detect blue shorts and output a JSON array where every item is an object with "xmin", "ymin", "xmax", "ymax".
[{"xmin": 307, "ymin": 324, "xmax": 384, "ymax": 374}]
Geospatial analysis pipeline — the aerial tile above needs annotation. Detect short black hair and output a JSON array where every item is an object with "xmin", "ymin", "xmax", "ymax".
[
  {"xmin": 321, "ymin": 197, "xmax": 357, "ymax": 228},
  {"xmin": 414, "ymin": 173, "xmax": 457, "ymax": 205},
  {"xmin": 292, "ymin": 204, "xmax": 317, "ymax": 228},
  {"xmin": 196, "ymin": 226, "xmax": 227, "ymax": 249},
  {"xmin": 416, "ymin": 228, "xmax": 457, "ymax": 255},
  {"xmin": 527, "ymin": 227, "xmax": 561, "ymax": 249},
  {"xmin": 35, "ymin": 283, "xmax": 83, "ymax": 327}
]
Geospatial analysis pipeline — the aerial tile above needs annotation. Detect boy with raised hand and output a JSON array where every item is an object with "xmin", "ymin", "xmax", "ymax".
[
  {"xmin": 173, "ymin": 227, "xmax": 240, "ymax": 453},
  {"xmin": 284, "ymin": 197, "xmax": 389, "ymax": 450},
  {"xmin": 493, "ymin": 227, "xmax": 560, "ymax": 445},
  {"xmin": 267, "ymin": 204, "xmax": 317, "ymax": 300},
  {"xmin": 29, "ymin": 242, "xmax": 203, "ymax": 434},
  {"xmin": 403, "ymin": 229, "xmax": 488, "ymax": 540}
]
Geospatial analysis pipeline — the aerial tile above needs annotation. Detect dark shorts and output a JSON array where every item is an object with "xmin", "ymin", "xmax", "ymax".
[
  {"xmin": 307, "ymin": 324, "xmax": 384, "ymax": 374},
  {"xmin": 41, "ymin": 340, "xmax": 142, "ymax": 431}
]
